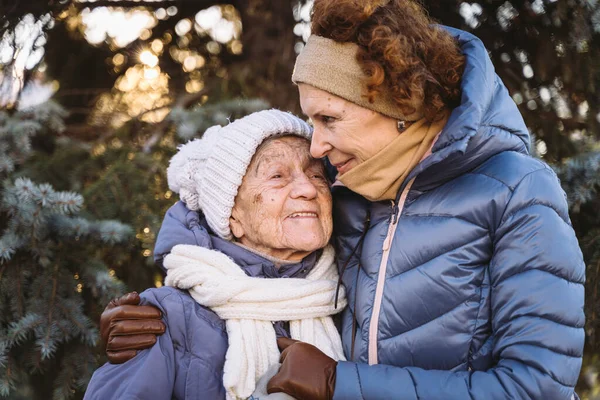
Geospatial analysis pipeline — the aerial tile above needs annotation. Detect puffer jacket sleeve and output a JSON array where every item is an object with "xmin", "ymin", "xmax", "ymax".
[
  {"xmin": 83, "ymin": 289, "xmax": 178, "ymax": 400},
  {"xmin": 334, "ymin": 165, "xmax": 585, "ymax": 400}
]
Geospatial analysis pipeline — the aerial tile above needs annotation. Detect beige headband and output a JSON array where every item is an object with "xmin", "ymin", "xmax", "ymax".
[{"xmin": 292, "ymin": 35, "xmax": 423, "ymax": 121}]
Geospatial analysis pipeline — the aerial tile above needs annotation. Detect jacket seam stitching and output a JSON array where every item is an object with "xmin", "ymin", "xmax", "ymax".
[
  {"xmin": 353, "ymin": 363, "xmax": 365, "ymax": 399},
  {"xmin": 405, "ymin": 369, "xmax": 421, "ymax": 400},
  {"xmin": 379, "ymin": 292, "xmax": 478, "ymax": 342},
  {"xmin": 402, "ymin": 213, "xmax": 488, "ymax": 230},
  {"xmin": 145, "ymin": 290, "xmax": 177, "ymax": 359},
  {"xmin": 503, "ymin": 313, "xmax": 585, "ymax": 330},
  {"xmin": 500, "ymin": 357, "xmax": 574, "ymax": 388},
  {"xmin": 500, "ymin": 201, "xmax": 571, "ymax": 227},
  {"xmin": 468, "ymin": 150, "xmax": 542, "ymax": 189},
  {"xmin": 386, "ymin": 234, "xmax": 489, "ymax": 281},
  {"xmin": 470, "ymin": 334, "xmax": 494, "ymax": 361},
  {"xmin": 495, "ymin": 166, "xmax": 554, "ymax": 227},
  {"xmin": 467, "ymin": 274, "xmax": 486, "ymax": 367},
  {"xmin": 182, "ymin": 290, "xmax": 193, "ymax": 355},
  {"xmin": 491, "ymin": 267, "xmax": 584, "ymax": 288},
  {"xmin": 490, "ymin": 369, "xmax": 517, "ymax": 399},
  {"xmin": 481, "ymin": 77, "xmax": 529, "ymax": 151},
  {"xmin": 160, "ymin": 289, "xmax": 227, "ymax": 353},
  {"xmin": 431, "ymin": 132, "xmax": 471, "ymax": 152},
  {"xmin": 188, "ymin": 353, "xmax": 224, "ymax": 382},
  {"xmin": 480, "ymin": 123, "xmax": 520, "ymax": 133},
  {"xmin": 466, "ymin": 171, "xmax": 514, "ymax": 190},
  {"xmin": 181, "ymin": 346, "xmax": 191, "ymax": 398},
  {"xmin": 181, "ymin": 296, "xmax": 227, "ymax": 333},
  {"xmin": 497, "ymin": 341, "xmax": 583, "ymax": 359}
]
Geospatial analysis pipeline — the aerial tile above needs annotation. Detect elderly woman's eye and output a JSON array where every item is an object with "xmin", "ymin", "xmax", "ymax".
[
  {"xmin": 270, "ymin": 174, "xmax": 283, "ymax": 179},
  {"xmin": 321, "ymin": 115, "xmax": 335, "ymax": 124}
]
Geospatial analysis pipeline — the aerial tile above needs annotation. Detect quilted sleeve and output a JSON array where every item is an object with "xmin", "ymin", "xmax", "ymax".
[
  {"xmin": 333, "ymin": 166, "xmax": 585, "ymax": 400},
  {"xmin": 83, "ymin": 289, "xmax": 179, "ymax": 400}
]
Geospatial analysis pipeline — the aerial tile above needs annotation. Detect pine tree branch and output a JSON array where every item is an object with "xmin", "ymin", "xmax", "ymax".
[
  {"xmin": 73, "ymin": 1, "xmax": 179, "ymax": 9},
  {"xmin": 72, "ymin": 0, "xmax": 235, "ymax": 10},
  {"xmin": 108, "ymin": 174, "xmax": 123, "ymax": 204},
  {"xmin": 55, "ymin": 88, "xmax": 111, "ymax": 97},
  {"xmin": 43, "ymin": 264, "xmax": 59, "ymax": 356},
  {"xmin": 71, "ymin": 0, "xmax": 243, "ymax": 10},
  {"xmin": 16, "ymin": 264, "xmax": 23, "ymax": 317},
  {"xmin": 133, "ymin": 105, "xmax": 171, "ymax": 121},
  {"xmin": 141, "ymin": 89, "xmax": 208, "ymax": 153},
  {"xmin": 0, "ymin": 264, "xmax": 6, "ymax": 284},
  {"xmin": 57, "ymin": 303, "xmax": 84, "ymax": 331}
]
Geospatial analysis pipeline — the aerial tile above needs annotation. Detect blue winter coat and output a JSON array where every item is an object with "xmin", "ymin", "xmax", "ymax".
[
  {"xmin": 331, "ymin": 27, "xmax": 585, "ymax": 399},
  {"xmin": 84, "ymin": 202, "xmax": 318, "ymax": 400}
]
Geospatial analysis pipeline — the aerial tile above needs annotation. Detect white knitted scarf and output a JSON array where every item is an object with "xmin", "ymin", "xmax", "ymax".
[{"xmin": 163, "ymin": 244, "xmax": 346, "ymax": 400}]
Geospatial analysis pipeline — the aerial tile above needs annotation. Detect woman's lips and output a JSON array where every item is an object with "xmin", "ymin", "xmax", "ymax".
[{"xmin": 335, "ymin": 159, "xmax": 353, "ymax": 175}]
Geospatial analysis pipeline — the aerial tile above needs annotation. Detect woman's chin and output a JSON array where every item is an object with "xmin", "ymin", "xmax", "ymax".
[{"xmin": 284, "ymin": 235, "xmax": 327, "ymax": 253}]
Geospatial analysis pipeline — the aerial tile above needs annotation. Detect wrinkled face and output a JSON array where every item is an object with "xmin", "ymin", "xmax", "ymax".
[
  {"xmin": 230, "ymin": 136, "xmax": 333, "ymax": 262},
  {"xmin": 298, "ymin": 83, "xmax": 399, "ymax": 175}
]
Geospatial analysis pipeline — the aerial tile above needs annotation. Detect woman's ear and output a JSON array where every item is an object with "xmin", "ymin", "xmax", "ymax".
[{"xmin": 229, "ymin": 208, "xmax": 245, "ymax": 240}]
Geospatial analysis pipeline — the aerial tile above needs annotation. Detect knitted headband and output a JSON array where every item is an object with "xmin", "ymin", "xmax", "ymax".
[
  {"xmin": 167, "ymin": 109, "xmax": 313, "ymax": 240},
  {"xmin": 292, "ymin": 35, "xmax": 423, "ymax": 121}
]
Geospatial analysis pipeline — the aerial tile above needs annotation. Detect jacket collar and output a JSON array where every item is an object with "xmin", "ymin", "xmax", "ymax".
[{"xmin": 399, "ymin": 26, "xmax": 530, "ymax": 194}]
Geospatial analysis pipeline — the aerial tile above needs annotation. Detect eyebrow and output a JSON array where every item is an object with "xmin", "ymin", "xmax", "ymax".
[
  {"xmin": 252, "ymin": 153, "xmax": 322, "ymax": 176},
  {"xmin": 253, "ymin": 153, "xmax": 286, "ymax": 175},
  {"xmin": 311, "ymin": 107, "xmax": 343, "ymax": 119},
  {"xmin": 307, "ymin": 109, "xmax": 327, "ymax": 118}
]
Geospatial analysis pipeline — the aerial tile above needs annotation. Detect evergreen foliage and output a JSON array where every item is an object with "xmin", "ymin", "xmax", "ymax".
[
  {"xmin": 1, "ymin": 0, "xmax": 600, "ymax": 398},
  {"xmin": 0, "ymin": 102, "xmax": 131, "ymax": 399},
  {"xmin": 169, "ymin": 99, "xmax": 269, "ymax": 140},
  {"xmin": 555, "ymin": 148, "xmax": 600, "ymax": 346}
]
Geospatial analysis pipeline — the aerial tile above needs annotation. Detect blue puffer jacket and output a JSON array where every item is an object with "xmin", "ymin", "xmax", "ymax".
[
  {"xmin": 84, "ymin": 202, "xmax": 318, "ymax": 400},
  {"xmin": 331, "ymin": 27, "xmax": 585, "ymax": 400}
]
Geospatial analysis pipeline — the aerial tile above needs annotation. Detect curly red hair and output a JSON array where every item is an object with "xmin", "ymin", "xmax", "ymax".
[{"xmin": 311, "ymin": 0, "xmax": 465, "ymax": 120}]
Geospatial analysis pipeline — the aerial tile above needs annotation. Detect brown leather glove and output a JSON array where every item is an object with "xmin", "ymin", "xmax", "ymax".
[
  {"xmin": 100, "ymin": 291, "xmax": 166, "ymax": 364},
  {"xmin": 267, "ymin": 337, "xmax": 337, "ymax": 400}
]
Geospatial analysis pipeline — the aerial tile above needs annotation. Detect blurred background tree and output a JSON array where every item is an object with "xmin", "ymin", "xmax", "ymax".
[{"xmin": 0, "ymin": 0, "xmax": 599, "ymax": 399}]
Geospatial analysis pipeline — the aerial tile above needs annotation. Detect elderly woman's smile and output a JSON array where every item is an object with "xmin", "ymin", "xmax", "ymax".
[
  {"xmin": 229, "ymin": 135, "xmax": 333, "ymax": 262},
  {"xmin": 287, "ymin": 212, "xmax": 318, "ymax": 218}
]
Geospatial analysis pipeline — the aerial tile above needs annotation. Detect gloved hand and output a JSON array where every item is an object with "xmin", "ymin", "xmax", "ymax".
[
  {"xmin": 100, "ymin": 291, "xmax": 166, "ymax": 364},
  {"xmin": 267, "ymin": 338, "xmax": 337, "ymax": 400}
]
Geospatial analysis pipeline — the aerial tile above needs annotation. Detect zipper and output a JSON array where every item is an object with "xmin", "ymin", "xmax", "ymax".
[
  {"xmin": 367, "ymin": 177, "xmax": 416, "ymax": 365},
  {"xmin": 383, "ymin": 202, "xmax": 399, "ymax": 250},
  {"xmin": 366, "ymin": 130, "xmax": 442, "ymax": 365}
]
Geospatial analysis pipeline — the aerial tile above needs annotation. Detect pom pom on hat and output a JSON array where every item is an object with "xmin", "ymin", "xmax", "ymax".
[{"xmin": 166, "ymin": 109, "xmax": 312, "ymax": 240}]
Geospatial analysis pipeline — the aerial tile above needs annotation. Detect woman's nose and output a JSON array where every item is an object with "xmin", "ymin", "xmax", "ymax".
[
  {"xmin": 310, "ymin": 128, "xmax": 332, "ymax": 159},
  {"xmin": 290, "ymin": 174, "xmax": 318, "ymax": 200}
]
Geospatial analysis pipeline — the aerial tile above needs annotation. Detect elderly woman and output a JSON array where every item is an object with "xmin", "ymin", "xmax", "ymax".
[
  {"xmin": 100, "ymin": 1, "xmax": 585, "ymax": 399},
  {"xmin": 84, "ymin": 109, "xmax": 346, "ymax": 400}
]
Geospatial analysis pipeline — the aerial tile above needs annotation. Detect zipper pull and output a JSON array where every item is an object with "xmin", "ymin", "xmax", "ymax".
[
  {"xmin": 388, "ymin": 200, "xmax": 396, "ymax": 221},
  {"xmin": 383, "ymin": 202, "xmax": 399, "ymax": 251},
  {"xmin": 392, "ymin": 203, "xmax": 400, "ymax": 224}
]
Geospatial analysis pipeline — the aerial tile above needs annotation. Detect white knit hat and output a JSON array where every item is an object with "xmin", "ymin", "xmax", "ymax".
[{"xmin": 167, "ymin": 109, "xmax": 313, "ymax": 240}]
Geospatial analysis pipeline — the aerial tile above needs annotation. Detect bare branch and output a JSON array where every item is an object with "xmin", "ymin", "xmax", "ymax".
[
  {"xmin": 72, "ymin": 0, "xmax": 242, "ymax": 11},
  {"xmin": 72, "ymin": 0, "xmax": 179, "ymax": 10}
]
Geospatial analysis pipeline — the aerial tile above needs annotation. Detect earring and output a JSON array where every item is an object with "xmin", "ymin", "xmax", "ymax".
[{"xmin": 397, "ymin": 120, "xmax": 406, "ymax": 133}]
